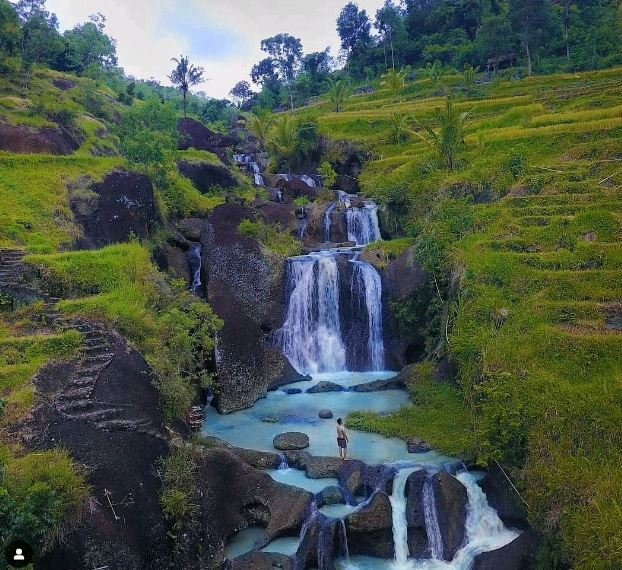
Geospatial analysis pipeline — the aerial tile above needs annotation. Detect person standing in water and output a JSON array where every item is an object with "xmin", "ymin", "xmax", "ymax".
[{"xmin": 336, "ymin": 418, "xmax": 349, "ymax": 460}]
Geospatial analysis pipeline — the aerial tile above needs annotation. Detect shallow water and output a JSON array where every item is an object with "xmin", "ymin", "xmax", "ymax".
[
  {"xmin": 267, "ymin": 468, "xmax": 339, "ymax": 494},
  {"xmin": 203, "ymin": 371, "xmax": 448, "ymax": 465},
  {"xmin": 261, "ymin": 536, "xmax": 300, "ymax": 556},
  {"xmin": 223, "ymin": 526, "xmax": 265, "ymax": 560}
]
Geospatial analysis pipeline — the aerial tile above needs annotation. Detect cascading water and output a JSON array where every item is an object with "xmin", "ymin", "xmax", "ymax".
[
  {"xmin": 324, "ymin": 202, "xmax": 336, "ymax": 242},
  {"xmin": 390, "ymin": 467, "xmax": 419, "ymax": 568},
  {"xmin": 346, "ymin": 202, "xmax": 381, "ymax": 246},
  {"xmin": 423, "ymin": 475, "xmax": 444, "ymax": 560},
  {"xmin": 350, "ymin": 259, "xmax": 385, "ymax": 371},
  {"xmin": 301, "ymin": 174, "xmax": 317, "ymax": 188},
  {"xmin": 277, "ymin": 252, "xmax": 347, "ymax": 375},
  {"xmin": 187, "ymin": 243, "xmax": 202, "ymax": 294}
]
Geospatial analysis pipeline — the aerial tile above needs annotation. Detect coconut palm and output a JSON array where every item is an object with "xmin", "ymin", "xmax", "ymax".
[
  {"xmin": 327, "ymin": 79, "xmax": 352, "ymax": 113},
  {"xmin": 247, "ymin": 110, "xmax": 275, "ymax": 151},
  {"xmin": 426, "ymin": 60, "xmax": 446, "ymax": 91},
  {"xmin": 411, "ymin": 98, "xmax": 473, "ymax": 171},
  {"xmin": 268, "ymin": 114, "xmax": 298, "ymax": 170},
  {"xmin": 463, "ymin": 65, "xmax": 480, "ymax": 93},
  {"xmin": 168, "ymin": 55, "xmax": 205, "ymax": 117},
  {"xmin": 388, "ymin": 113, "xmax": 410, "ymax": 144},
  {"xmin": 380, "ymin": 67, "xmax": 408, "ymax": 99}
]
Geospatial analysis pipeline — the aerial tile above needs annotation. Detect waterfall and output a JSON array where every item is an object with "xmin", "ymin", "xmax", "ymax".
[
  {"xmin": 324, "ymin": 202, "xmax": 336, "ymax": 242},
  {"xmin": 277, "ymin": 253, "xmax": 347, "ymax": 375},
  {"xmin": 346, "ymin": 202, "xmax": 381, "ymax": 246},
  {"xmin": 301, "ymin": 175, "xmax": 317, "ymax": 188},
  {"xmin": 278, "ymin": 453, "xmax": 289, "ymax": 470},
  {"xmin": 351, "ymin": 260, "xmax": 385, "ymax": 370},
  {"xmin": 390, "ymin": 467, "xmax": 419, "ymax": 567},
  {"xmin": 187, "ymin": 243, "xmax": 202, "ymax": 294},
  {"xmin": 338, "ymin": 520, "xmax": 350, "ymax": 562},
  {"xmin": 423, "ymin": 475, "xmax": 444, "ymax": 560},
  {"xmin": 254, "ymin": 173, "xmax": 265, "ymax": 186}
]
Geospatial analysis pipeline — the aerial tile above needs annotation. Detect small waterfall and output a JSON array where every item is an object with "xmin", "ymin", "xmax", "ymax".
[
  {"xmin": 423, "ymin": 475, "xmax": 444, "ymax": 560},
  {"xmin": 298, "ymin": 208, "xmax": 308, "ymax": 238},
  {"xmin": 277, "ymin": 253, "xmax": 347, "ymax": 375},
  {"xmin": 301, "ymin": 175, "xmax": 317, "ymax": 188},
  {"xmin": 187, "ymin": 243, "xmax": 202, "ymax": 294},
  {"xmin": 278, "ymin": 453, "xmax": 289, "ymax": 470},
  {"xmin": 254, "ymin": 173, "xmax": 265, "ymax": 186},
  {"xmin": 346, "ymin": 202, "xmax": 381, "ymax": 246},
  {"xmin": 337, "ymin": 191, "xmax": 351, "ymax": 207},
  {"xmin": 350, "ymin": 259, "xmax": 385, "ymax": 370},
  {"xmin": 324, "ymin": 202, "xmax": 336, "ymax": 242},
  {"xmin": 337, "ymin": 520, "xmax": 349, "ymax": 562},
  {"xmin": 390, "ymin": 467, "xmax": 419, "ymax": 567}
]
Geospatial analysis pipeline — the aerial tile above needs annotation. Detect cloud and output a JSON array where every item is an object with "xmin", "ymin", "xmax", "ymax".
[{"xmin": 46, "ymin": 0, "xmax": 386, "ymax": 98}]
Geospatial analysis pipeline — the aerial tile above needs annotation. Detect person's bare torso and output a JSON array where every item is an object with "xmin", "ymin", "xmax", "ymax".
[{"xmin": 337, "ymin": 425, "xmax": 346, "ymax": 439}]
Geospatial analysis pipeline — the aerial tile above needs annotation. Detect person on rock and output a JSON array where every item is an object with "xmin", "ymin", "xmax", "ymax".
[{"xmin": 336, "ymin": 418, "xmax": 349, "ymax": 460}]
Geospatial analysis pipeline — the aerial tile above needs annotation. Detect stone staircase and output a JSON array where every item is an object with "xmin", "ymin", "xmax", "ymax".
[{"xmin": 0, "ymin": 248, "xmax": 165, "ymax": 440}]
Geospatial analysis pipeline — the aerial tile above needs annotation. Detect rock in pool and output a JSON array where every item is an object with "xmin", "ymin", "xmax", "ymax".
[
  {"xmin": 284, "ymin": 388, "xmax": 303, "ymax": 395},
  {"xmin": 407, "ymin": 437, "xmax": 432, "ymax": 453},
  {"xmin": 306, "ymin": 381, "xmax": 345, "ymax": 393},
  {"xmin": 319, "ymin": 409, "xmax": 333, "ymax": 419},
  {"xmin": 273, "ymin": 432, "xmax": 310, "ymax": 451}
]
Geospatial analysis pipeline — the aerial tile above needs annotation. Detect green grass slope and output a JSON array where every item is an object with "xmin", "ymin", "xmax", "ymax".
[{"xmin": 297, "ymin": 68, "xmax": 622, "ymax": 568}]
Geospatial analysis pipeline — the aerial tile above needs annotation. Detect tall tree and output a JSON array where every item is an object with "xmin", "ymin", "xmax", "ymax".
[
  {"xmin": 508, "ymin": 0, "xmax": 552, "ymax": 76},
  {"xmin": 0, "ymin": 0, "xmax": 20, "ymax": 56},
  {"xmin": 260, "ymin": 33, "xmax": 303, "ymax": 111},
  {"xmin": 229, "ymin": 80, "xmax": 253, "ymax": 108},
  {"xmin": 168, "ymin": 55, "xmax": 205, "ymax": 117},
  {"xmin": 375, "ymin": 1, "xmax": 405, "ymax": 69},
  {"xmin": 61, "ymin": 13, "xmax": 117, "ymax": 73},
  {"xmin": 337, "ymin": 2, "xmax": 371, "ymax": 54}
]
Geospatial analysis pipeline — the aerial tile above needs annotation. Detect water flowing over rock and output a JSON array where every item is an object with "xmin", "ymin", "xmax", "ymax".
[
  {"xmin": 187, "ymin": 243, "xmax": 202, "ymax": 294},
  {"xmin": 345, "ymin": 492, "xmax": 394, "ymax": 558},
  {"xmin": 346, "ymin": 201, "xmax": 382, "ymax": 245}
]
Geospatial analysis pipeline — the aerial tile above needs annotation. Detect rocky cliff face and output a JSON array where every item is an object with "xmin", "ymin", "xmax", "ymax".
[
  {"xmin": 0, "ymin": 123, "xmax": 83, "ymax": 154},
  {"xmin": 201, "ymin": 203, "xmax": 305, "ymax": 412},
  {"xmin": 178, "ymin": 159, "xmax": 238, "ymax": 191}
]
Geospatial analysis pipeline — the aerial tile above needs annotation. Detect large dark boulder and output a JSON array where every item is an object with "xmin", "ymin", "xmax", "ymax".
[
  {"xmin": 339, "ymin": 461, "xmax": 395, "ymax": 499},
  {"xmin": 178, "ymin": 159, "xmax": 237, "ymax": 191},
  {"xmin": 295, "ymin": 512, "xmax": 344, "ymax": 570},
  {"xmin": 284, "ymin": 452, "xmax": 343, "ymax": 479},
  {"xmin": 406, "ymin": 470, "xmax": 429, "ymax": 558},
  {"xmin": 72, "ymin": 170, "xmax": 158, "ymax": 248},
  {"xmin": 478, "ymin": 463, "xmax": 529, "ymax": 530},
  {"xmin": 177, "ymin": 218, "xmax": 205, "ymax": 241},
  {"xmin": 273, "ymin": 432, "xmax": 309, "ymax": 451},
  {"xmin": 30, "ymin": 325, "xmax": 170, "ymax": 570},
  {"xmin": 345, "ymin": 492, "xmax": 394, "ymax": 558},
  {"xmin": 0, "ymin": 123, "xmax": 82, "ymax": 154},
  {"xmin": 177, "ymin": 117, "xmax": 238, "ymax": 154},
  {"xmin": 433, "ymin": 472, "xmax": 468, "ymax": 560},
  {"xmin": 472, "ymin": 530, "xmax": 539, "ymax": 570},
  {"xmin": 195, "ymin": 448, "xmax": 313, "ymax": 567},
  {"xmin": 350, "ymin": 377, "xmax": 405, "ymax": 392},
  {"xmin": 202, "ymin": 203, "xmax": 305, "ymax": 412},
  {"xmin": 275, "ymin": 178, "xmax": 319, "ymax": 202}
]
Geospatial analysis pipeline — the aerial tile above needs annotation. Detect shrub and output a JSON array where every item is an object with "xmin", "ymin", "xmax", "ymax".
[{"xmin": 238, "ymin": 218, "xmax": 302, "ymax": 257}]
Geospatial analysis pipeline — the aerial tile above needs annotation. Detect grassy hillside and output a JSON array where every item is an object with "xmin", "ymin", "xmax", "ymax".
[{"xmin": 297, "ymin": 68, "xmax": 622, "ymax": 568}]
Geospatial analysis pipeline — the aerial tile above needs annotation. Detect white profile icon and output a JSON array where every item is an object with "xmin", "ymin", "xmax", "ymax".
[{"xmin": 13, "ymin": 548, "xmax": 25, "ymax": 561}]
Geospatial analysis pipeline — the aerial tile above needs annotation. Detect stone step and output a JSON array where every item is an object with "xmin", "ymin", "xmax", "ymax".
[
  {"xmin": 83, "ymin": 354, "xmax": 113, "ymax": 364},
  {"xmin": 84, "ymin": 344, "xmax": 110, "ymax": 352},
  {"xmin": 56, "ymin": 399, "xmax": 93, "ymax": 413},
  {"xmin": 63, "ymin": 407, "xmax": 121, "ymax": 422},
  {"xmin": 58, "ymin": 386, "xmax": 94, "ymax": 400},
  {"xmin": 94, "ymin": 418, "xmax": 153, "ymax": 432},
  {"xmin": 78, "ymin": 363, "xmax": 110, "ymax": 376},
  {"xmin": 69, "ymin": 376, "xmax": 97, "ymax": 388}
]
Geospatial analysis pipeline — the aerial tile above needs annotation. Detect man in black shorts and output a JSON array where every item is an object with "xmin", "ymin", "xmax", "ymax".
[{"xmin": 336, "ymin": 418, "xmax": 349, "ymax": 460}]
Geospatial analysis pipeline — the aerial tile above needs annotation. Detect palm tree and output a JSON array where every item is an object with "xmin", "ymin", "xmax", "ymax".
[
  {"xmin": 463, "ymin": 65, "xmax": 480, "ymax": 93},
  {"xmin": 327, "ymin": 79, "xmax": 352, "ymax": 113},
  {"xmin": 247, "ymin": 110, "xmax": 275, "ymax": 151},
  {"xmin": 411, "ymin": 98, "xmax": 473, "ymax": 171},
  {"xmin": 268, "ymin": 114, "xmax": 298, "ymax": 170},
  {"xmin": 168, "ymin": 55, "xmax": 205, "ymax": 117},
  {"xmin": 388, "ymin": 113, "xmax": 410, "ymax": 144},
  {"xmin": 426, "ymin": 60, "xmax": 446, "ymax": 91},
  {"xmin": 381, "ymin": 67, "xmax": 408, "ymax": 99}
]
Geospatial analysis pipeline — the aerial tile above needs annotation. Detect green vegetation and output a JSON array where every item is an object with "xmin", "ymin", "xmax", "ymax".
[
  {"xmin": 238, "ymin": 218, "xmax": 302, "ymax": 257},
  {"xmin": 25, "ymin": 243, "xmax": 222, "ymax": 420},
  {"xmin": 299, "ymin": 65, "xmax": 622, "ymax": 567}
]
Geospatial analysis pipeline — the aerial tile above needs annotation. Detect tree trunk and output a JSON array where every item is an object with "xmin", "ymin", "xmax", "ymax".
[
  {"xmin": 522, "ymin": 36, "xmax": 532, "ymax": 76},
  {"xmin": 288, "ymin": 84, "xmax": 295, "ymax": 112},
  {"xmin": 390, "ymin": 31, "xmax": 395, "ymax": 70},
  {"xmin": 564, "ymin": 1, "xmax": 571, "ymax": 61},
  {"xmin": 183, "ymin": 89, "xmax": 187, "ymax": 117}
]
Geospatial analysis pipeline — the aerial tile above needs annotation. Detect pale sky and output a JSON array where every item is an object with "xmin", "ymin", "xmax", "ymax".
[{"xmin": 46, "ymin": 0, "xmax": 387, "ymax": 99}]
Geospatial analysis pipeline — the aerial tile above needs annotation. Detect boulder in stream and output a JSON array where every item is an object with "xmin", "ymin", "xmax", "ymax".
[
  {"xmin": 433, "ymin": 472, "xmax": 468, "ymax": 560},
  {"xmin": 407, "ymin": 437, "xmax": 432, "ymax": 453},
  {"xmin": 472, "ymin": 530, "xmax": 539, "ymax": 570},
  {"xmin": 273, "ymin": 432, "xmax": 310, "ymax": 451},
  {"xmin": 345, "ymin": 492, "xmax": 394, "ymax": 558},
  {"xmin": 319, "ymin": 409, "xmax": 333, "ymax": 419},
  {"xmin": 350, "ymin": 377, "xmax": 406, "ymax": 392},
  {"xmin": 306, "ymin": 381, "xmax": 345, "ymax": 393},
  {"xmin": 406, "ymin": 470, "xmax": 429, "ymax": 558}
]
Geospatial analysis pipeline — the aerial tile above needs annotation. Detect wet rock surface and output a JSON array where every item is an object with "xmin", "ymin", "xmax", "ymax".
[
  {"xmin": 478, "ymin": 463, "xmax": 529, "ymax": 529},
  {"xmin": 339, "ymin": 461, "xmax": 395, "ymax": 498},
  {"xmin": 284, "ymin": 452, "xmax": 343, "ymax": 479},
  {"xmin": 407, "ymin": 437, "xmax": 432, "ymax": 453},
  {"xmin": 350, "ymin": 377, "xmax": 405, "ymax": 392},
  {"xmin": 273, "ymin": 432, "xmax": 310, "ymax": 451},
  {"xmin": 319, "ymin": 409, "xmax": 334, "ymax": 419},
  {"xmin": 306, "ymin": 381, "xmax": 346, "ymax": 393},
  {"xmin": 345, "ymin": 492, "xmax": 394, "ymax": 558},
  {"xmin": 405, "ymin": 470, "xmax": 430, "ymax": 558},
  {"xmin": 433, "ymin": 472, "xmax": 468, "ymax": 560},
  {"xmin": 472, "ymin": 530, "xmax": 538, "ymax": 570},
  {"xmin": 227, "ymin": 551, "xmax": 293, "ymax": 570},
  {"xmin": 195, "ymin": 448, "xmax": 312, "ymax": 567}
]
